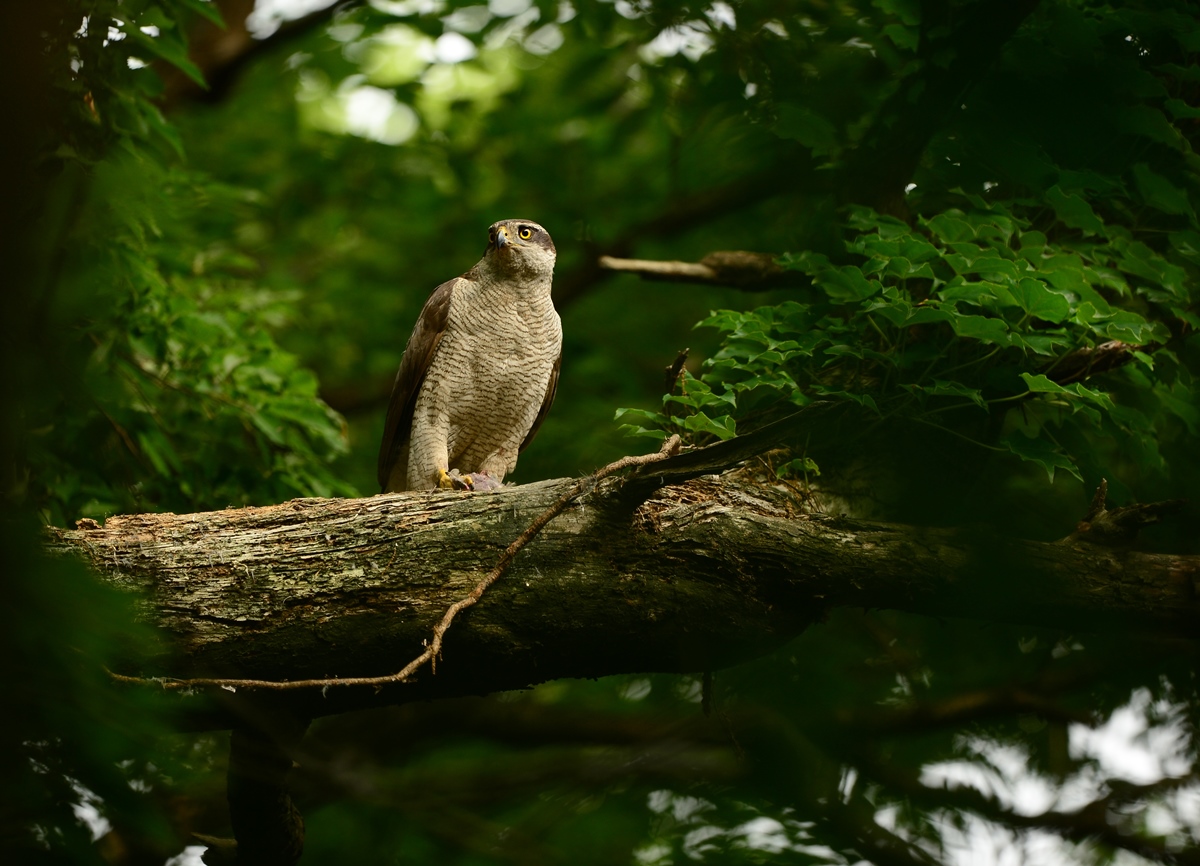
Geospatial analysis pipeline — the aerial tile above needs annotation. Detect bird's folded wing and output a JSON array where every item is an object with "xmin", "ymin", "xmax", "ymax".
[
  {"xmin": 376, "ymin": 277, "xmax": 459, "ymax": 491},
  {"xmin": 520, "ymin": 350, "xmax": 561, "ymax": 453}
]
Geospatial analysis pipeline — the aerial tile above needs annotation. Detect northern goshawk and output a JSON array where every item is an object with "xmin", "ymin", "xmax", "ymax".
[{"xmin": 377, "ymin": 219, "xmax": 561, "ymax": 492}]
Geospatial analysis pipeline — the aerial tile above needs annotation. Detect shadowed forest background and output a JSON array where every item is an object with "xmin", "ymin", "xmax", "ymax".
[{"xmin": 4, "ymin": 0, "xmax": 1200, "ymax": 864}]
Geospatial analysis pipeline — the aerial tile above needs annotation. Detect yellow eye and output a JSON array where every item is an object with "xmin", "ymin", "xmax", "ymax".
[{"xmin": 518, "ymin": 226, "xmax": 533, "ymax": 240}]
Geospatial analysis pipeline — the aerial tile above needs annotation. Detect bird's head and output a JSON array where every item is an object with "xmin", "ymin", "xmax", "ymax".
[{"xmin": 483, "ymin": 219, "xmax": 556, "ymax": 282}]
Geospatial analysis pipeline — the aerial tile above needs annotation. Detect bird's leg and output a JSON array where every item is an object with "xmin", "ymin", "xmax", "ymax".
[{"xmin": 436, "ymin": 468, "xmax": 459, "ymax": 489}]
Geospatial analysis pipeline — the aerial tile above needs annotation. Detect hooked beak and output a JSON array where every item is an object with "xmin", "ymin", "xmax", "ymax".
[{"xmin": 494, "ymin": 226, "xmax": 510, "ymax": 249}]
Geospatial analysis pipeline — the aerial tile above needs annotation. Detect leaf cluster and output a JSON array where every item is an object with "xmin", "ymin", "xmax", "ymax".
[
  {"xmin": 621, "ymin": 0, "xmax": 1200, "ymax": 510},
  {"xmin": 23, "ymin": 0, "xmax": 355, "ymax": 523}
]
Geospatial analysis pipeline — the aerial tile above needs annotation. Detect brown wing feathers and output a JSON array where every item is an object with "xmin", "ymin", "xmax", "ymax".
[
  {"xmin": 520, "ymin": 351, "xmax": 561, "ymax": 453},
  {"xmin": 376, "ymin": 278, "xmax": 457, "ymax": 491}
]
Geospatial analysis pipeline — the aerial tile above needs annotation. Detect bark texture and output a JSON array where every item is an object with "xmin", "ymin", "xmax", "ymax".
[{"xmin": 46, "ymin": 472, "xmax": 1200, "ymax": 722}]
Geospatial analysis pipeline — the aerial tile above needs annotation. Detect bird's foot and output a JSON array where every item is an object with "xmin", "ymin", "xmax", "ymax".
[
  {"xmin": 465, "ymin": 471, "xmax": 502, "ymax": 491},
  {"xmin": 442, "ymin": 469, "xmax": 502, "ymax": 491}
]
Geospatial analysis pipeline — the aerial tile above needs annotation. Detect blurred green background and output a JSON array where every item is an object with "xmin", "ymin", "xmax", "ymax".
[{"xmin": 5, "ymin": 1, "xmax": 1200, "ymax": 864}]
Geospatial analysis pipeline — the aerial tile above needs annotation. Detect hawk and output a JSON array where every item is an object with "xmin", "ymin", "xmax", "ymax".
[{"xmin": 377, "ymin": 219, "xmax": 562, "ymax": 492}]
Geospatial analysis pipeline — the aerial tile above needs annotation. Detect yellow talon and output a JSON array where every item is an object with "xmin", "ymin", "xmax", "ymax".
[{"xmin": 438, "ymin": 468, "xmax": 476, "ymax": 490}]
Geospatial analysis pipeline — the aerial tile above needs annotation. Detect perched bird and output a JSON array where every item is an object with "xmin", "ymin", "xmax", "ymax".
[{"xmin": 377, "ymin": 219, "xmax": 562, "ymax": 492}]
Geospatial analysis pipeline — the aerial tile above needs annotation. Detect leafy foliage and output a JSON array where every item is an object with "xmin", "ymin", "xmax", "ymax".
[
  {"xmin": 621, "ymin": 1, "xmax": 1200, "ymax": 509},
  {"xmin": 25, "ymin": 0, "xmax": 353, "ymax": 525},
  {"xmin": 633, "ymin": 197, "xmax": 1193, "ymax": 488}
]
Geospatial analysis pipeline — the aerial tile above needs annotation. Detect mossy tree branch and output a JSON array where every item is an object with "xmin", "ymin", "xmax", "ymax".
[{"xmin": 46, "ymin": 462, "xmax": 1200, "ymax": 727}]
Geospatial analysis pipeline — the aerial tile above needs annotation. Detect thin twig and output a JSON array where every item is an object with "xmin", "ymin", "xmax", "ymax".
[{"xmin": 107, "ymin": 436, "xmax": 682, "ymax": 693}]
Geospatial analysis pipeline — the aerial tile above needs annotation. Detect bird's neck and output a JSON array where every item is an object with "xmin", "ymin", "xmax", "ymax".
[{"xmin": 474, "ymin": 263, "xmax": 554, "ymax": 301}]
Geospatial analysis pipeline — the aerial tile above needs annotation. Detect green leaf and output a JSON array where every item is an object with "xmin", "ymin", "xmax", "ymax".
[
  {"xmin": 924, "ymin": 213, "xmax": 975, "ymax": 243},
  {"xmin": 882, "ymin": 23, "xmax": 918, "ymax": 51},
  {"xmin": 137, "ymin": 101, "xmax": 186, "ymax": 159},
  {"xmin": 1164, "ymin": 98, "xmax": 1200, "ymax": 120},
  {"xmin": 1010, "ymin": 333, "xmax": 1069, "ymax": 355},
  {"xmin": 777, "ymin": 457, "xmax": 821, "ymax": 479},
  {"xmin": 944, "ymin": 250, "xmax": 1020, "ymax": 281},
  {"xmin": 1168, "ymin": 230, "xmax": 1200, "ymax": 265},
  {"xmin": 1131, "ymin": 163, "xmax": 1193, "ymax": 216},
  {"xmin": 665, "ymin": 386, "xmax": 736, "ymax": 411},
  {"xmin": 126, "ymin": 32, "xmax": 208, "ymax": 89},
  {"xmin": 1003, "ymin": 433, "xmax": 1082, "ymax": 482},
  {"xmin": 1157, "ymin": 62, "xmax": 1200, "ymax": 84},
  {"xmin": 617, "ymin": 424, "xmax": 669, "ymax": 441},
  {"xmin": 1067, "ymin": 382, "xmax": 1116, "ymax": 412},
  {"xmin": 1012, "ymin": 278, "xmax": 1070, "ymax": 323},
  {"xmin": 1019, "ymin": 373, "xmax": 1116, "ymax": 413},
  {"xmin": 1115, "ymin": 106, "xmax": 1183, "ymax": 151},
  {"xmin": 874, "ymin": 0, "xmax": 921, "ymax": 25},
  {"xmin": 614, "ymin": 408, "xmax": 669, "ymax": 440},
  {"xmin": 1158, "ymin": 383, "xmax": 1200, "ymax": 434},
  {"xmin": 815, "ymin": 266, "xmax": 879, "ymax": 302},
  {"xmin": 939, "ymin": 280, "xmax": 1016, "ymax": 308},
  {"xmin": 1019, "ymin": 373, "xmax": 1068, "ymax": 394},
  {"xmin": 917, "ymin": 379, "xmax": 986, "ymax": 409},
  {"xmin": 696, "ymin": 309, "xmax": 749, "ymax": 333},
  {"xmin": 137, "ymin": 429, "xmax": 182, "ymax": 476},
  {"xmin": 950, "ymin": 314, "xmax": 1010, "ymax": 345},
  {"xmin": 1114, "ymin": 238, "xmax": 1188, "ymax": 298},
  {"xmin": 813, "ymin": 390, "xmax": 879, "ymax": 413},
  {"xmin": 681, "ymin": 413, "xmax": 738, "ymax": 440},
  {"xmin": 166, "ymin": 0, "xmax": 226, "ymax": 26},
  {"xmin": 1046, "ymin": 185, "xmax": 1105, "ymax": 235},
  {"xmin": 773, "ymin": 103, "xmax": 838, "ymax": 151}
]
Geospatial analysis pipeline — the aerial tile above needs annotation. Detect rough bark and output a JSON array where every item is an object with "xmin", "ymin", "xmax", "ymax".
[{"xmin": 46, "ymin": 469, "xmax": 1200, "ymax": 724}]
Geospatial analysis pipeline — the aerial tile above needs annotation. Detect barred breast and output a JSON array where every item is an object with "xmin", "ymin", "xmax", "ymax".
[{"xmin": 405, "ymin": 276, "xmax": 561, "ymax": 489}]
